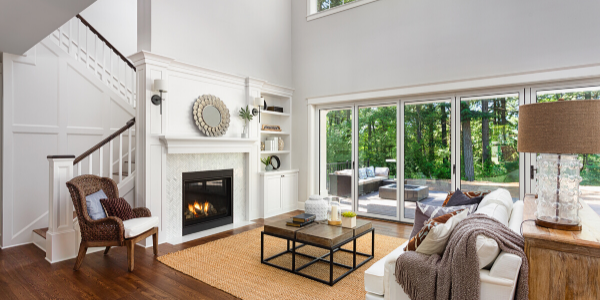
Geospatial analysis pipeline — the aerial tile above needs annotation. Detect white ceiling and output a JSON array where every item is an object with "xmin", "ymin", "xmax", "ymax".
[{"xmin": 0, "ymin": 0, "xmax": 96, "ymax": 55}]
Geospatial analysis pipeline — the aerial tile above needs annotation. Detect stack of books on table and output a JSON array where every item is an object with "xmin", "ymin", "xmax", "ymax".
[{"xmin": 286, "ymin": 213, "xmax": 316, "ymax": 227}]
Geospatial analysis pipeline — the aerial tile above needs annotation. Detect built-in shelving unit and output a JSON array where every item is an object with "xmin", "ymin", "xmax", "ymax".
[{"xmin": 259, "ymin": 91, "xmax": 293, "ymax": 171}]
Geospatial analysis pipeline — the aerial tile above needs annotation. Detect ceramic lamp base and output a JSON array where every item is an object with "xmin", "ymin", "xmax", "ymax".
[{"xmin": 535, "ymin": 218, "xmax": 582, "ymax": 231}]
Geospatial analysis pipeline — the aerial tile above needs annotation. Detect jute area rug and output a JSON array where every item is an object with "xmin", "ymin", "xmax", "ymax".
[{"xmin": 158, "ymin": 226, "xmax": 406, "ymax": 300}]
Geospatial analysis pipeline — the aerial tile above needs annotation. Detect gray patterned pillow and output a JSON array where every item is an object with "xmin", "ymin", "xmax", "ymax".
[{"xmin": 409, "ymin": 203, "xmax": 477, "ymax": 240}]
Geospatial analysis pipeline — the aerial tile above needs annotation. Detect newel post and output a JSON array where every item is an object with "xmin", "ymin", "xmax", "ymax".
[{"xmin": 46, "ymin": 155, "xmax": 77, "ymax": 263}]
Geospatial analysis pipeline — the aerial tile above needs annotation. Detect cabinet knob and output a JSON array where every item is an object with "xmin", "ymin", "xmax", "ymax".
[{"xmin": 281, "ymin": 175, "xmax": 285, "ymax": 177}]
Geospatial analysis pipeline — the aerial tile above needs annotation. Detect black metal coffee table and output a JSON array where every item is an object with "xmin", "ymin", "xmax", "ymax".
[{"xmin": 261, "ymin": 220, "xmax": 374, "ymax": 286}]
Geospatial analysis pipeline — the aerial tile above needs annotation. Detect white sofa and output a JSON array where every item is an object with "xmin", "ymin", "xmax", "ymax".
[{"xmin": 364, "ymin": 189, "xmax": 525, "ymax": 300}]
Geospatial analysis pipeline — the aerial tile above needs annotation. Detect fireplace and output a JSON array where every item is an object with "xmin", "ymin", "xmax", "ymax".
[{"xmin": 182, "ymin": 169, "xmax": 233, "ymax": 235}]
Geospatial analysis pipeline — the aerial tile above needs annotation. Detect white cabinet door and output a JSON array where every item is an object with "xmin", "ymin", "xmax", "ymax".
[
  {"xmin": 264, "ymin": 175, "xmax": 282, "ymax": 217},
  {"xmin": 281, "ymin": 173, "xmax": 298, "ymax": 211}
]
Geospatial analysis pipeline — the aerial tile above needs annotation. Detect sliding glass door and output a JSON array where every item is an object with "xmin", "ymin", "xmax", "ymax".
[
  {"xmin": 402, "ymin": 99, "xmax": 453, "ymax": 221},
  {"xmin": 355, "ymin": 104, "xmax": 398, "ymax": 219},
  {"xmin": 458, "ymin": 92, "xmax": 523, "ymax": 200},
  {"xmin": 319, "ymin": 107, "xmax": 354, "ymax": 212}
]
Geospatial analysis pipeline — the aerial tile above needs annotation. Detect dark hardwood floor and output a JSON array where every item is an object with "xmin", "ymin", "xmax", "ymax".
[{"xmin": 0, "ymin": 211, "xmax": 412, "ymax": 299}]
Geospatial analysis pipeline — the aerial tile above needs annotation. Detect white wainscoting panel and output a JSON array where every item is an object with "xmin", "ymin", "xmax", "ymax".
[{"xmin": 2, "ymin": 37, "xmax": 135, "ymax": 248}]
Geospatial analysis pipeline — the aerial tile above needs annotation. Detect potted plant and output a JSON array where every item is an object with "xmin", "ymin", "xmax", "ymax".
[
  {"xmin": 239, "ymin": 105, "xmax": 253, "ymax": 138},
  {"xmin": 341, "ymin": 211, "xmax": 357, "ymax": 228},
  {"xmin": 261, "ymin": 156, "xmax": 273, "ymax": 172}
]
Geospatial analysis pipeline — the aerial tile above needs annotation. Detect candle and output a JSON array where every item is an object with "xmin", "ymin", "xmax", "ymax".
[{"xmin": 331, "ymin": 206, "xmax": 338, "ymax": 221}]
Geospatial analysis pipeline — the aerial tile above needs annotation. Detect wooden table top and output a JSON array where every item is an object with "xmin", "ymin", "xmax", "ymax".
[
  {"xmin": 263, "ymin": 219, "xmax": 373, "ymax": 248},
  {"xmin": 522, "ymin": 194, "xmax": 600, "ymax": 252}
]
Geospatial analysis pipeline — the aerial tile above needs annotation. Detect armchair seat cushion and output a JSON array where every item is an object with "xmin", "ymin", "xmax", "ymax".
[{"xmin": 122, "ymin": 216, "xmax": 159, "ymax": 238}]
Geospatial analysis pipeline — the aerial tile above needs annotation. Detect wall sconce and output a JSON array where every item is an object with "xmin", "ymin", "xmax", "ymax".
[
  {"xmin": 151, "ymin": 79, "xmax": 168, "ymax": 114},
  {"xmin": 252, "ymin": 97, "xmax": 266, "ymax": 116}
]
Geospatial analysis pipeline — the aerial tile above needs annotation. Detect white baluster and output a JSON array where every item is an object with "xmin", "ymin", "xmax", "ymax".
[
  {"xmin": 88, "ymin": 154, "xmax": 92, "ymax": 175},
  {"xmin": 77, "ymin": 162, "xmax": 82, "ymax": 176},
  {"xmin": 128, "ymin": 128, "xmax": 132, "ymax": 177},
  {"xmin": 109, "ymin": 140, "xmax": 113, "ymax": 181},
  {"xmin": 119, "ymin": 133, "xmax": 123, "ymax": 183},
  {"xmin": 99, "ymin": 147, "xmax": 103, "ymax": 177}
]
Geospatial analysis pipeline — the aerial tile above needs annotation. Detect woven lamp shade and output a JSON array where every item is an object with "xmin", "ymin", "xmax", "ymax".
[{"xmin": 518, "ymin": 100, "xmax": 600, "ymax": 154}]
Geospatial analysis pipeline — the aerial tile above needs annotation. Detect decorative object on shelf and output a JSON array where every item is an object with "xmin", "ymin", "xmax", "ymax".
[
  {"xmin": 261, "ymin": 156, "xmax": 273, "ymax": 172},
  {"xmin": 270, "ymin": 155, "xmax": 280, "ymax": 170},
  {"xmin": 518, "ymin": 99, "xmax": 600, "ymax": 231},
  {"xmin": 278, "ymin": 138, "xmax": 284, "ymax": 151},
  {"xmin": 267, "ymin": 106, "xmax": 284, "ymax": 113},
  {"xmin": 304, "ymin": 195, "xmax": 328, "ymax": 221},
  {"xmin": 260, "ymin": 141, "xmax": 265, "ymax": 151},
  {"xmin": 262, "ymin": 124, "xmax": 282, "ymax": 132},
  {"xmin": 328, "ymin": 198, "xmax": 342, "ymax": 226},
  {"xmin": 238, "ymin": 105, "xmax": 253, "ymax": 138},
  {"xmin": 193, "ymin": 94, "xmax": 230, "ymax": 137},
  {"xmin": 151, "ymin": 79, "xmax": 168, "ymax": 114},
  {"xmin": 341, "ymin": 211, "xmax": 357, "ymax": 228}
]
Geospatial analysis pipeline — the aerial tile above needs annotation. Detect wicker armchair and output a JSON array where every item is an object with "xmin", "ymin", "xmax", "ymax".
[{"xmin": 67, "ymin": 175, "xmax": 158, "ymax": 272}]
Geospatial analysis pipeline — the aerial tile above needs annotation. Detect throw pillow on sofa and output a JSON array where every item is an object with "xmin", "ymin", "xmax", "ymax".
[
  {"xmin": 85, "ymin": 189, "xmax": 108, "ymax": 220},
  {"xmin": 100, "ymin": 198, "xmax": 136, "ymax": 221},
  {"xmin": 358, "ymin": 168, "xmax": 367, "ymax": 180},
  {"xmin": 415, "ymin": 209, "xmax": 470, "ymax": 255},
  {"xmin": 409, "ymin": 203, "xmax": 478, "ymax": 240},
  {"xmin": 374, "ymin": 167, "xmax": 389, "ymax": 177},
  {"xmin": 444, "ymin": 189, "xmax": 484, "ymax": 207},
  {"xmin": 366, "ymin": 166, "xmax": 375, "ymax": 177},
  {"xmin": 442, "ymin": 190, "xmax": 489, "ymax": 206},
  {"xmin": 405, "ymin": 209, "xmax": 465, "ymax": 251}
]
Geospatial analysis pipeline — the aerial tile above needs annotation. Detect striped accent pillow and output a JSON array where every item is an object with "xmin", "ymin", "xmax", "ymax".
[
  {"xmin": 409, "ymin": 202, "xmax": 477, "ymax": 240},
  {"xmin": 405, "ymin": 209, "xmax": 466, "ymax": 251}
]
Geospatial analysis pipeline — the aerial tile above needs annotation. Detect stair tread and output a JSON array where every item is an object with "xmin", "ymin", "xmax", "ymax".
[
  {"xmin": 33, "ymin": 228, "xmax": 48, "ymax": 239},
  {"xmin": 113, "ymin": 171, "xmax": 129, "ymax": 176}
]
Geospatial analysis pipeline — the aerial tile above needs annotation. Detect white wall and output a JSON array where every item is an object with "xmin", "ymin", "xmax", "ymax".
[
  {"xmin": 80, "ymin": 0, "xmax": 137, "ymax": 57},
  {"xmin": 291, "ymin": 0, "xmax": 600, "ymax": 203},
  {"xmin": 0, "ymin": 0, "xmax": 96, "ymax": 54},
  {"xmin": 147, "ymin": 0, "xmax": 293, "ymax": 88},
  {"xmin": 1, "ymin": 37, "xmax": 134, "ymax": 248}
]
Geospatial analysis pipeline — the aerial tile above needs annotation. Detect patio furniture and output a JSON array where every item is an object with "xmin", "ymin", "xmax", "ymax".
[
  {"xmin": 379, "ymin": 184, "xmax": 429, "ymax": 201},
  {"xmin": 67, "ymin": 175, "xmax": 159, "ymax": 272},
  {"xmin": 329, "ymin": 167, "xmax": 389, "ymax": 197}
]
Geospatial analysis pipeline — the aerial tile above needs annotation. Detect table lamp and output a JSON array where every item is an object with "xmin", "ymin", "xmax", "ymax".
[{"xmin": 518, "ymin": 99, "xmax": 600, "ymax": 230}]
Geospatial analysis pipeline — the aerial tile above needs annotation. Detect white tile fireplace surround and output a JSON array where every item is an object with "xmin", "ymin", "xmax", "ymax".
[{"xmin": 165, "ymin": 153, "xmax": 249, "ymax": 244}]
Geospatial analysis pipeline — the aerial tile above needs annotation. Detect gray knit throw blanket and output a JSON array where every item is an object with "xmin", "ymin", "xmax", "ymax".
[{"xmin": 395, "ymin": 213, "xmax": 528, "ymax": 300}]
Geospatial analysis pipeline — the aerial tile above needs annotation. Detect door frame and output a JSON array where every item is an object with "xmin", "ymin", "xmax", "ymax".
[
  {"xmin": 399, "ymin": 94, "xmax": 456, "ymax": 222},
  {"xmin": 352, "ymin": 101, "xmax": 400, "ymax": 221},
  {"xmin": 316, "ymin": 104, "xmax": 357, "ymax": 212},
  {"xmin": 455, "ymin": 87, "xmax": 526, "ymax": 200}
]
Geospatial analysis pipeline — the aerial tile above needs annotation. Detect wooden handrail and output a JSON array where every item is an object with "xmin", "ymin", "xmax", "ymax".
[
  {"xmin": 74, "ymin": 118, "xmax": 135, "ymax": 165},
  {"xmin": 75, "ymin": 14, "xmax": 136, "ymax": 71}
]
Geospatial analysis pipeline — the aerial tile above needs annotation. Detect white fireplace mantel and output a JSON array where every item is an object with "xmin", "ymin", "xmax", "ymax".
[{"xmin": 159, "ymin": 135, "xmax": 259, "ymax": 154}]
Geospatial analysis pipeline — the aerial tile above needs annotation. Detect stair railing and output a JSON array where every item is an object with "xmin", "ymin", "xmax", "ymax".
[
  {"xmin": 73, "ymin": 118, "xmax": 136, "ymax": 184},
  {"xmin": 49, "ymin": 14, "xmax": 136, "ymax": 108},
  {"xmin": 46, "ymin": 117, "xmax": 135, "ymax": 263}
]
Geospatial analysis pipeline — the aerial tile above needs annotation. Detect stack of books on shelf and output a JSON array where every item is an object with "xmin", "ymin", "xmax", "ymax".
[{"xmin": 286, "ymin": 213, "xmax": 315, "ymax": 227}]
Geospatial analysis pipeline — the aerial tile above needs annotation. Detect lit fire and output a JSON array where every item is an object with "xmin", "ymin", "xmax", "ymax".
[{"xmin": 188, "ymin": 200, "xmax": 211, "ymax": 217}]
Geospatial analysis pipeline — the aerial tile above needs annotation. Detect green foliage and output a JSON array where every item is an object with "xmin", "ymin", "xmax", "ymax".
[
  {"xmin": 322, "ymin": 90, "xmax": 600, "ymax": 187},
  {"xmin": 317, "ymin": 0, "xmax": 356, "ymax": 12},
  {"xmin": 239, "ymin": 105, "xmax": 253, "ymax": 122},
  {"xmin": 260, "ymin": 156, "xmax": 271, "ymax": 166},
  {"xmin": 341, "ymin": 211, "xmax": 357, "ymax": 218}
]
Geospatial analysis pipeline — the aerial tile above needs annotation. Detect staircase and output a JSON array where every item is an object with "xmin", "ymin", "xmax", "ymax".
[{"xmin": 32, "ymin": 14, "xmax": 138, "ymax": 262}]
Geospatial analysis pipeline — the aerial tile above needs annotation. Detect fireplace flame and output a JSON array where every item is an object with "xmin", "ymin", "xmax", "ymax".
[{"xmin": 188, "ymin": 200, "xmax": 212, "ymax": 217}]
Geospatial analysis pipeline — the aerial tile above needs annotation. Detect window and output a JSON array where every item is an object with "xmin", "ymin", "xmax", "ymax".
[{"xmin": 307, "ymin": 0, "xmax": 379, "ymax": 21}]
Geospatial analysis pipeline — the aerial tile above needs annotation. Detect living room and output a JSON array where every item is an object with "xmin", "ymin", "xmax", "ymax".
[{"xmin": 1, "ymin": 0, "xmax": 600, "ymax": 299}]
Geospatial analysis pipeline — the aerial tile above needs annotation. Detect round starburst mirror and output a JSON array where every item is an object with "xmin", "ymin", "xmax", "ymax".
[{"xmin": 193, "ymin": 95, "xmax": 230, "ymax": 137}]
